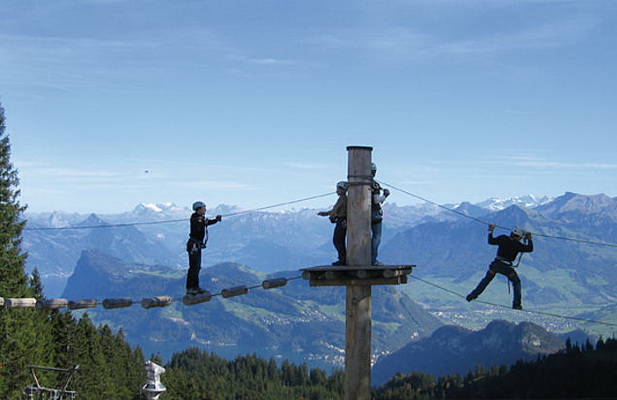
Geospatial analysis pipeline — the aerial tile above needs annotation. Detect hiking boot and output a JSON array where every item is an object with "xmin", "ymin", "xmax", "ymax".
[
  {"xmin": 373, "ymin": 260, "xmax": 384, "ymax": 266},
  {"xmin": 332, "ymin": 260, "xmax": 345, "ymax": 266},
  {"xmin": 186, "ymin": 287, "xmax": 206, "ymax": 296},
  {"xmin": 513, "ymin": 304, "xmax": 523, "ymax": 310},
  {"xmin": 466, "ymin": 294, "xmax": 476, "ymax": 302}
]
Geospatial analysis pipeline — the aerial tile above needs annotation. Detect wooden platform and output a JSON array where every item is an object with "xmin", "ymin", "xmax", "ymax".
[{"xmin": 300, "ymin": 265, "xmax": 414, "ymax": 287}]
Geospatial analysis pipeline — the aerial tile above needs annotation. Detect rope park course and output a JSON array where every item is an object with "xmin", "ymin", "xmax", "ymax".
[
  {"xmin": 9, "ymin": 170, "xmax": 617, "ymax": 324},
  {"xmin": 7, "ymin": 145, "xmax": 617, "ymax": 400}
]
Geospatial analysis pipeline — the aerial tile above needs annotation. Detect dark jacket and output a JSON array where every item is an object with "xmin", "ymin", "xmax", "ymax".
[
  {"xmin": 189, "ymin": 212, "xmax": 220, "ymax": 244},
  {"xmin": 489, "ymin": 233, "xmax": 533, "ymax": 262}
]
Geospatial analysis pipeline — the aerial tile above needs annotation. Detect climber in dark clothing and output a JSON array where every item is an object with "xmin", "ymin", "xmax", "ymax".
[
  {"xmin": 466, "ymin": 224, "xmax": 533, "ymax": 309},
  {"xmin": 186, "ymin": 201, "xmax": 221, "ymax": 296}
]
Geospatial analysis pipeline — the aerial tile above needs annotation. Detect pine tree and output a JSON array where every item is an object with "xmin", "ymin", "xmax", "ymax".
[
  {"xmin": 0, "ymin": 104, "xmax": 28, "ymax": 297},
  {"xmin": 0, "ymin": 104, "xmax": 146, "ymax": 397},
  {"xmin": 0, "ymin": 103, "xmax": 55, "ymax": 398}
]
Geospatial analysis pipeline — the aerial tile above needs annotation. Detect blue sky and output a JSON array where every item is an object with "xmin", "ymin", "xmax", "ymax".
[{"xmin": 1, "ymin": 0, "xmax": 616, "ymax": 214}]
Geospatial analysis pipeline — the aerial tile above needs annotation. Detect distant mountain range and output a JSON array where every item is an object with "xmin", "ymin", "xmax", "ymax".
[
  {"xmin": 23, "ymin": 191, "xmax": 617, "ymax": 337},
  {"xmin": 22, "ymin": 193, "xmax": 555, "ymax": 297},
  {"xmin": 383, "ymin": 192, "xmax": 617, "ymax": 307},
  {"xmin": 24, "ymin": 191, "xmax": 614, "ymax": 381},
  {"xmin": 61, "ymin": 250, "xmax": 443, "ymax": 370},
  {"xmin": 372, "ymin": 319, "xmax": 564, "ymax": 384},
  {"xmin": 475, "ymin": 195, "xmax": 553, "ymax": 211}
]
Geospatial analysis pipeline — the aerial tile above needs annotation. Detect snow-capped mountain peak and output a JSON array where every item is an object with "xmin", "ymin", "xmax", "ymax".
[
  {"xmin": 134, "ymin": 203, "xmax": 183, "ymax": 213},
  {"xmin": 475, "ymin": 195, "xmax": 553, "ymax": 211}
]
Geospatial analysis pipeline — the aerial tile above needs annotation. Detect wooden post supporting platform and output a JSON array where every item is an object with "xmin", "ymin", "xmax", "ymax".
[
  {"xmin": 301, "ymin": 146, "xmax": 414, "ymax": 400},
  {"xmin": 347, "ymin": 145, "xmax": 374, "ymax": 400}
]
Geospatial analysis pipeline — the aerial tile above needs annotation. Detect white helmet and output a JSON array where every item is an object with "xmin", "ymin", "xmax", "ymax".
[
  {"xmin": 511, "ymin": 226, "xmax": 525, "ymax": 238},
  {"xmin": 336, "ymin": 181, "xmax": 348, "ymax": 190}
]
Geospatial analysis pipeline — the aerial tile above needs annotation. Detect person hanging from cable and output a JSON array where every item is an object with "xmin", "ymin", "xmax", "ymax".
[
  {"xmin": 466, "ymin": 224, "xmax": 533, "ymax": 309},
  {"xmin": 318, "ymin": 181, "xmax": 348, "ymax": 266},
  {"xmin": 370, "ymin": 163, "xmax": 390, "ymax": 266},
  {"xmin": 186, "ymin": 201, "xmax": 222, "ymax": 296}
]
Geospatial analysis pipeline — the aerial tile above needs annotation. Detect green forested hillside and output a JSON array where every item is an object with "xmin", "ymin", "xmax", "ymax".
[
  {"xmin": 161, "ymin": 347, "xmax": 345, "ymax": 399},
  {"xmin": 373, "ymin": 337, "xmax": 617, "ymax": 399},
  {"xmin": 0, "ymin": 103, "xmax": 145, "ymax": 399}
]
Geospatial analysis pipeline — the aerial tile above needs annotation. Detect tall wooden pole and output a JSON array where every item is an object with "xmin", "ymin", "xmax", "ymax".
[{"xmin": 345, "ymin": 146, "xmax": 373, "ymax": 400}]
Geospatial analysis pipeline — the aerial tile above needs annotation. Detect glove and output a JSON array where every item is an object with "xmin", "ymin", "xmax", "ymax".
[
  {"xmin": 318, "ymin": 211, "xmax": 329, "ymax": 216},
  {"xmin": 383, "ymin": 189, "xmax": 390, "ymax": 197},
  {"xmin": 524, "ymin": 231, "xmax": 532, "ymax": 240},
  {"xmin": 488, "ymin": 223, "xmax": 495, "ymax": 233},
  {"xmin": 216, "ymin": 215, "xmax": 222, "ymax": 222}
]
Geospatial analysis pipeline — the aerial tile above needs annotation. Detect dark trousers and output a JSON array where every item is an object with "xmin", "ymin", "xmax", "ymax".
[
  {"xmin": 187, "ymin": 246, "xmax": 202, "ymax": 289},
  {"xmin": 333, "ymin": 219, "xmax": 347, "ymax": 262},
  {"xmin": 469, "ymin": 260, "xmax": 522, "ymax": 307}
]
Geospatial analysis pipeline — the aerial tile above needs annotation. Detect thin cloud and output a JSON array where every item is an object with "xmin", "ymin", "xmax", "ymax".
[
  {"xmin": 283, "ymin": 162, "xmax": 330, "ymax": 171},
  {"xmin": 229, "ymin": 55, "xmax": 296, "ymax": 66},
  {"xmin": 486, "ymin": 153, "xmax": 617, "ymax": 170},
  {"xmin": 0, "ymin": 30, "xmax": 232, "ymax": 91},
  {"xmin": 20, "ymin": 165, "xmax": 121, "ymax": 179},
  {"xmin": 439, "ymin": 18, "xmax": 596, "ymax": 56},
  {"xmin": 513, "ymin": 160, "xmax": 617, "ymax": 170},
  {"xmin": 171, "ymin": 180, "xmax": 254, "ymax": 191},
  {"xmin": 306, "ymin": 15, "xmax": 597, "ymax": 64}
]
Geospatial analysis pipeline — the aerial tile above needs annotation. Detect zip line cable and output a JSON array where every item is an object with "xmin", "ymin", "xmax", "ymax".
[
  {"xmin": 527, "ymin": 231, "xmax": 617, "ymax": 248},
  {"xmin": 221, "ymin": 192, "xmax": 336, "ymax": 218},
  {"xmin": 377, "ymin": 180, "xmax": 617, "ymax": 249},
  {"xmin": 23, "ymin": 192, "xmax": 335, "ymax": 231},
  {"xmin": 408, "ymin": 274, "xmax": 617, "ymax": 328},
  {"xmin": 376, "ymin": 180, "xmax": 496, "ymax": 227}
]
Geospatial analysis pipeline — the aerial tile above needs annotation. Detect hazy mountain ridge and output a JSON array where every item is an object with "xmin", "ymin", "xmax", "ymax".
[
  {"xmin": 38, "ymin": 191, "xmax": 615, "ymax": 381},
  {"xmin": 22, "ymin": 194, "xmax": 554, "ymax": 295},
  {"xmin": 372, "ymin": 319, "xmax": 565, "ymax": 385},
  {"xmin": 383, "ymin": 198, "xmax": 617, "ymax": 295},
  {"xmin": 62, "ymin": 249, "xmax": 443, "ymax": 370},
  {"xmin": 24, "ymin": 192, "xmax": 617, "ymax": 338}
]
